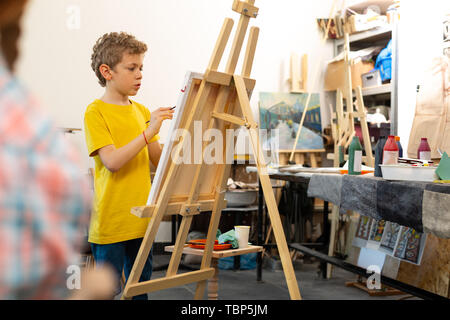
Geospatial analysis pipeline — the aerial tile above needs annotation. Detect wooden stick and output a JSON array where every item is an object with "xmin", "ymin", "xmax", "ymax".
[
  {"xmin": 343, "ymin": 32, "xmax": 355, "ymax": 136},
  {"xmin": 126, "ymin": 268, "xmax": 215, "ymax": 297},
  {"xmin": 212, "ymin": 111, "xmax": 246, "ymax": 126},
  {"xmin": 166, "ymin": 216, "xmax": 194, "ymax": 276},
  {"xmin": 194, "ymin": 158, "xmax": 232, "ymax": 299},
  {"xmin": 301, "ymin": 54, "xmax": 308, "ymax": 91},
  {"xmin": 131, "ymin": 199, "xmax": 216, "ymax": 218},
  {"xmin": 290, "ymin": 53, "xmax": 302, "ymax": 93},
  {"xmin": 242, "ymin": 26, "xmax": 259, "ymax": 78},
  {"xmin": 355, "ymin": 86, "xmax": 374, "ymax": 166},
  {"xmin": 225, "ymin": 0, "xmax": 255, "ymax": 74},
  {"xmin": 208, "ymin": 18, "xmax": 234, "ymax": 71},
  {"xmin": 289, "ymin": 92, "xmax": 313, "ymax": 163}
]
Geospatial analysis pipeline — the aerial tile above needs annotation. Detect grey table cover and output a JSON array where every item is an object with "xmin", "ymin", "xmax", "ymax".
[{"xmin": 306, "ymin": 174, "xmax": 450, "ymax": 238}]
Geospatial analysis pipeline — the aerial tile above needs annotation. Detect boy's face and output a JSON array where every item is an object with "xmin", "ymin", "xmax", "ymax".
[{"xmin": 108, "ymin": 52, "xmax": 144, "ymax": 96}]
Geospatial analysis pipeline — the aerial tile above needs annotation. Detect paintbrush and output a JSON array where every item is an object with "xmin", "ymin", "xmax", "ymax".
[{"xmin": 146, "ymin": 106, "xmax": 176, "ymax": 124}]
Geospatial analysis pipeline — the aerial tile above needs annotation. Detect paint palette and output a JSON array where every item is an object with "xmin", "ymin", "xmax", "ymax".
[{"xmin": 187, "ymin": 239, "xmax": 232, "ymax": 250}]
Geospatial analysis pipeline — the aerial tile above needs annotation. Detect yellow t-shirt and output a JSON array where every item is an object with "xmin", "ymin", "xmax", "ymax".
[{"xmin": 84, "ymin": 99, "xmax": 160, "ymax": 244}]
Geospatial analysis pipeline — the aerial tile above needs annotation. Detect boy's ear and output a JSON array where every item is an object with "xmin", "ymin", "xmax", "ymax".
[{"xmin": 99, "ymin": 64, "xmax": 112, "ymax": 82}]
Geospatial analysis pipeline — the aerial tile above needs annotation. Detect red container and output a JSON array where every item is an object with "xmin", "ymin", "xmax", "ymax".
[
  {"xmin": 382, "ymin": 135, "xmax": 399, "ymax": 165},
  {"xmin": 417, "ymin": 138, "xmax": 431, "ymax": 160}
]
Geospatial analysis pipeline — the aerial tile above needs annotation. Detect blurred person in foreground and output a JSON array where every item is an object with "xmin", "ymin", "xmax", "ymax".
[{"xmin": 0, "ymin": 0, "xmax": 115, "ymax": 299}]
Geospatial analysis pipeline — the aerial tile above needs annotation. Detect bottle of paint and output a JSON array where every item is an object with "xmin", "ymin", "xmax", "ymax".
[
  {"xmin": 417, "ymin": 138, "xmax": 431, "ymax": 160},
  {"xmin": 395, "ymin": 136, "xmax": 403, "ymax": 158},
  {"xmin": 339, "ymin": 145, "xmax": 345, "ymax": 167},
  {"xmin": 374, "ymin": 136, "xmax": 387, "ymax": 177},
  {"xmin": 349, "ymin": 136, "xmax": 363, "ymax": 175},
  {"xmin": 382, "ymin": 135, "xmax": 399, "ymax": 165}
]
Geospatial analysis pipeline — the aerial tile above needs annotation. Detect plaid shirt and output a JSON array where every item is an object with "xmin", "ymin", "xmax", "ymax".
[{"xmin": 0, "ymin": 55, "xmax": 91, "ymax": 299}]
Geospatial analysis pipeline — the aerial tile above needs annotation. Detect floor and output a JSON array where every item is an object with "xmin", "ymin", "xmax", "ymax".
[{"xmin": 126, "ymin": 254, "xmax": 420, "ymax": 300}]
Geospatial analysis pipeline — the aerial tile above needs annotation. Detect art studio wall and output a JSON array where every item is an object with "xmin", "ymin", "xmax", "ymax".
[{"xmin": 15, "ymin": 0, "xmax": 334, "ymax": 172}]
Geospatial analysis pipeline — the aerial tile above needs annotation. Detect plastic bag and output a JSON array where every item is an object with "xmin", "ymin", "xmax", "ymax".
[{"xmin": 217, "ymin": 229, "xmax": 239, "ymax": 248}]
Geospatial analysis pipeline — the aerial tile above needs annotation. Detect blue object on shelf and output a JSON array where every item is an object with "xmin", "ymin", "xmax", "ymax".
[{"xmin": 374, "ymin": 40, "xmax": 392, "ymax": 81}]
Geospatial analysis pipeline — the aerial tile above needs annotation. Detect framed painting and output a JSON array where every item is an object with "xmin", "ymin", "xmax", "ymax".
[{"xmin": 258, "ymin": 92, "xmax": 324, "ymax": 152}]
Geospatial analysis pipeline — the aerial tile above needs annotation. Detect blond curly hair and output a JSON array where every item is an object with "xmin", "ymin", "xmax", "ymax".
[{"xmin": 91, "ymin": 32, "xmax": 148, "ymax": 87}]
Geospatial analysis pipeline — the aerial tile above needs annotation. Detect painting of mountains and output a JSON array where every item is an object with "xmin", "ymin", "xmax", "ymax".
[{"xmin": 259, "ymin": 92, "xmax": 324, "ymax": 151}]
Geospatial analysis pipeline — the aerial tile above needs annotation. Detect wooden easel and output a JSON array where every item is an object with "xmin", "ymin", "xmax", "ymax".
[
  {"xmin": 327, "ymin": 32, "xmax": 374, "ymax": 279},
  {"xmin": 332, "ymin": 32, "xmax": 374, "ymax": 168},
  {"xmin": 121, "ymin": 0, "xmax": 301, "ymax": 300}
]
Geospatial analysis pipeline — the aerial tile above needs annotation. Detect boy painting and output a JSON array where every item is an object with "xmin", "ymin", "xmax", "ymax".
[{"xmin": 84, "ymin": 32, "xmax": 174, "ymax": 300}]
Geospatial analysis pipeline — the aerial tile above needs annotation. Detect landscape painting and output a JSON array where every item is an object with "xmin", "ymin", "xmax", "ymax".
[{"xmin": 259, "ymin": 92, "xmax": 324, "ymax": 151}]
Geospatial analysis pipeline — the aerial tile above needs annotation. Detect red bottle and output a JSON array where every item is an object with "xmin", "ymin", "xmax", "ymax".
[
  {"xmin": 417, "ymin": 138, "xmax": 431, "ymax": 160},
  {"xmin": 383, "ymin": 135, "xmax": 399, "ymax": 165}
]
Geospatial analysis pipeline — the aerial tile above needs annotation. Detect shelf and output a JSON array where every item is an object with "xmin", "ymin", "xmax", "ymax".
[
  {"xmin": 330, "ymin": 14, "xmax": 398, "ymax": 136},
  {"xmin": 335, "ymin": 25, "xmax": 392, "ymax": 47},
  {"xmin": 361, "ymin": 83, "xmax": 391, "ymax": 96}
]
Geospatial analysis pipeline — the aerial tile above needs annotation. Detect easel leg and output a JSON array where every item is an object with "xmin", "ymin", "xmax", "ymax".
[
  {"xmin": 194, "ymin": 198, "xmax": 227, "ymax": 299},
  {"xmin": 355, "ymin": 86, "xmax": 374, "ymax": 167},
  {"xmin": 122, "ymin": 207, "xmax": 166, "ymax": 299},
  {"xmin": 234, "ymin": 75, "xmax": 301, "ymax": 300},
  {"xmin": 327, "ymin": 205, "xmax": 339, "ymax": 279},
  {"xmin": 258, "ymin": 172, "xmax": 302, "ymax": 299},
  {"xmin": 194, "ymin": 166, "xmax": 229, "ymax": 299},
  {"xmin": 166, "ymin": 215, "xmax": 194, "ymax": 277},
  {"xmin": 208, "ymin": 259, "xmax": 219, "ymax": 300}
]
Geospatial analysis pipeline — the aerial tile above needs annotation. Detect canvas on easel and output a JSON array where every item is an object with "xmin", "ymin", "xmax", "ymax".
[
  {"xmin": 122, "ymin": 0, "xmax": 302, "ymax": 300},
  {"xmin": 148, "ymin": 71, "xmax": 203, "ymax": 205}
]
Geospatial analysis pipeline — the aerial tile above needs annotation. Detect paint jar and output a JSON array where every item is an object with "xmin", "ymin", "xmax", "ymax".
[
  {"xmin": 395, "ymin": 136, "xmax": 403, "ymax": 158},
  {"xmin": 382, "ymin": 135, "xmax": 399, "ymax": 165},
  {"xmin": 339, "ymin": 145, "xmax": 345, "ymax": 167},
  {"xmin": 349, "ymin": 136, "xmax": 362, "ymax": 175},
  {"xmin": 417, "ymin": 138, "xmax": 431, "ymax": 160},
  {"xmin": 374, "ymin": 136, "xmax": 387, "ymax": 177}
]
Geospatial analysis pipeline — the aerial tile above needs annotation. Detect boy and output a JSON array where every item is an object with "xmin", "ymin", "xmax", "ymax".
[{"xmin": 84, "ymin": 32, "xmax": 174, "ymax": 300}]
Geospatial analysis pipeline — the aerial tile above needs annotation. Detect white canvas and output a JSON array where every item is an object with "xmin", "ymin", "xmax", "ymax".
[{"xmin": 147, "ymin": 71, "xmax": 204, "ymax": 205}]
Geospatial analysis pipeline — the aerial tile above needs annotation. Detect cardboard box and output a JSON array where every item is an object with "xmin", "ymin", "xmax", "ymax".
[
  {"xmin": 324, "ymin": 59, "xmax": 374, "ymax": 92},
  {"xmin": 346, "ymin": 14, "xmax": 388, "ymax": 34}
]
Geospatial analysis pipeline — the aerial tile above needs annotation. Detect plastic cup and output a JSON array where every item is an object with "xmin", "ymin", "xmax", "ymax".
[{"xmin": 234, "ymin": 225, "xmax": 250, "ymax": 248}]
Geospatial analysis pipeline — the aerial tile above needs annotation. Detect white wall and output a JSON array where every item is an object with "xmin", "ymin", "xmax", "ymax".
[
  {"xmin": 16, "ymin": 0, "xmax": 334, "ymax": 172},
  {"xmin": 398, "ymin": 0, "xmax": 450, "ymax": 149}
]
